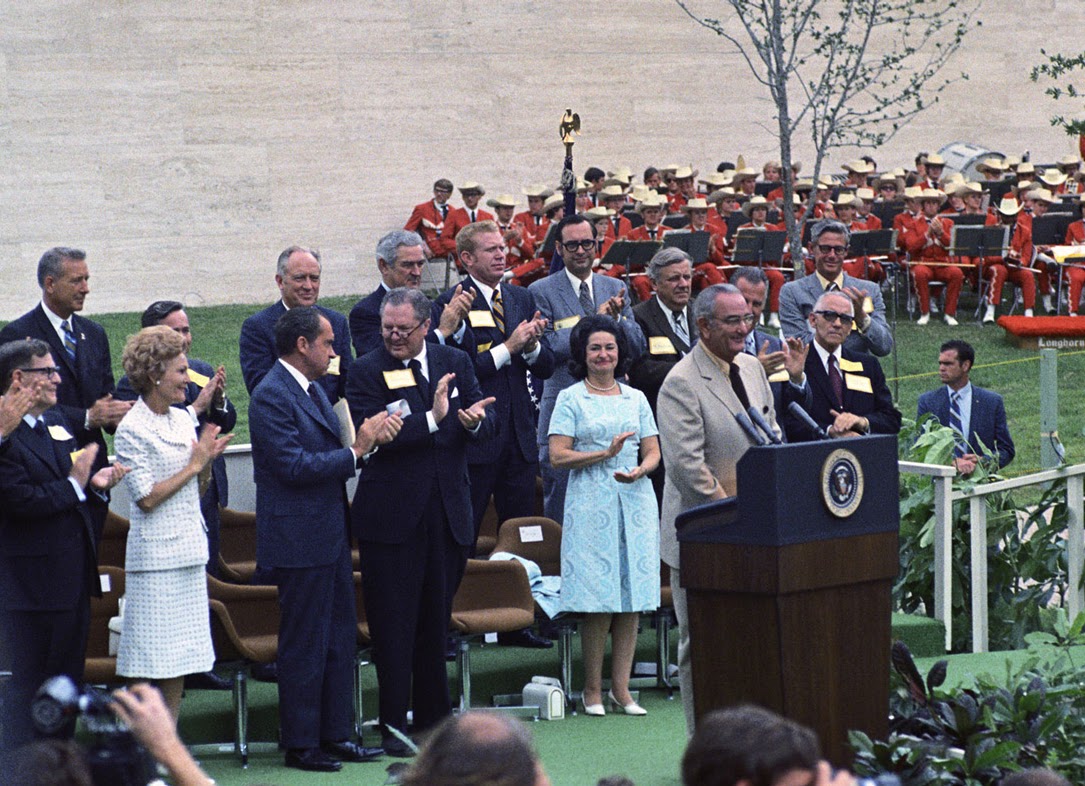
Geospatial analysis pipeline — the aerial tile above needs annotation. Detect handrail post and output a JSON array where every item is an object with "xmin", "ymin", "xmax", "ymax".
[
  {"xmin": 1067, "ymin": 474, "xmax": 1084, "ymax": 619},
  {"xmin": 970, "ymin": 496, "xmax": 988, "ymax": 653},
  {"xmin": 932, "ymin": 474, "xmax": 954, "ymax": 651}
]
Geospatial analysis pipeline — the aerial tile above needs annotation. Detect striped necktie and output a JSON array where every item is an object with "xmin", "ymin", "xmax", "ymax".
[
  {"xmin": 949, "ymin": 391, "xmax": 964, "ymax": 457},
  {"xmin": 492, "ymin": 287, "xmax": 506, "ymax": 335},
  {"xmin": 61, "ymin": 320, "xmax": 77, "ymax": 362}
]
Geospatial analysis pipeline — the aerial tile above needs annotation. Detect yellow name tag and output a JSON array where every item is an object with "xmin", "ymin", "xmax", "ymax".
[
  {"xmin": 48, "ymin": 424, "xmax": 74, "ymax": 441},
  {"xmin": 69, "ymin": 447, "xmax": 86, "ymax": 465},
  {"xmin": 767, "ymin": 370, "xmax": 790, "ymax": 383},
  {"xmin": 468, "ymin": 310, "xmax": 496, "ymax": 328},
  {"xmin": 477, "ymin": 341, "xmax": 493, "ymax": 353},
  {"xmin": 649, "ymin": 336, "xmax": 677, "ymax": 355},
  {"xmin": 844, "ymin": 373, "xmax": 873, "ymax": 394},
  {"xmin": 383, "ymin": 369, "xmax": 417, "ymax": 390},
  {"xmin": 554, "ymin": 315, "xmax": 580, "ymax": 330},
  {"xmin": 838, "ymin": 357, "xmax": 864, "ymax": 373},
  {"xmin": 862, "ymin": 296, "xmax": 874, "ymax": 315},
  {"xmin": 326, "ymin": 356, "xmax": 341, "ymax": 375},
  {"xmin": 187, "ymin": 368, "xmax": 210, "ymax": 387}
]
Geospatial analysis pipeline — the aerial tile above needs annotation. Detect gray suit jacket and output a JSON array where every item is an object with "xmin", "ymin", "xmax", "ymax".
[
  {"xmin": 778, "ymin": 273, "xmax": 892, "ymax": 356},
  {"xmin": 657, "ymin": 345, "xmax": 779, "ymax": 568},
  {"xmin": 528, "ymin": 271, "xmax": 646, "ymax": 451}
]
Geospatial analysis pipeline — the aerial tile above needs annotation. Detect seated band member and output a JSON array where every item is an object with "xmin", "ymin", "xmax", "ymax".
[{"xmin": 899, "ymin": 189, "xmax": 962, "ymax": 326}]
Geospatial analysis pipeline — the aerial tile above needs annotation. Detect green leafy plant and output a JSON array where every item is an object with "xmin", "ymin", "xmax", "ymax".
[{"xmin": 896, "ymin": 416, "xmax": 1070, "ymax": 651}]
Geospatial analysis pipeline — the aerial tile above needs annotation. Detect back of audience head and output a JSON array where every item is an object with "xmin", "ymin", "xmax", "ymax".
[
  {"xmin": 682, "ymin": 705, "xmax": 820, "ymax": 786},
  {"xmin": 402, "ymin": 711, "xmax": 549, "ymax": 786}
]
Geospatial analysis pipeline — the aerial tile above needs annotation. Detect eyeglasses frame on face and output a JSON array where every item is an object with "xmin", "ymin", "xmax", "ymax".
[
  {"xmin": 18, "ymin": 366, "xmax": 62, "ymax": 377},
  {"xmin": 813, "ymin": 310, "xmax": 855, "ymax": 326},
  {"xmin": 707, "ymin": 314, "xmax": 757, "ymax": 328},
  {"xmin": 381, "ymin": 321, "xmax": 426, "ymax": 339},
  {"xmin": 561, "ymin": 239, "xmax": 597, "ymax": 253},
  {"xmin": 816, "ymin": 243, "xmax": 848, "ymax": 256}
]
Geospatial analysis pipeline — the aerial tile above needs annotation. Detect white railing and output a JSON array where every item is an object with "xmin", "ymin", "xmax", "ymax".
[{"xmin": 899, "ymin": 461, "xmax": 1085, "ymax": 653}]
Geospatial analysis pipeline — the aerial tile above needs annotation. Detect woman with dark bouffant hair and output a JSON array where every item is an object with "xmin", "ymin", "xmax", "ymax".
[
  {"xmin": 113, "ymin": 326, "xmax": 232, "ymax": 722},
  {"xmin": 547, "ymin": 315, "xmax": 660, "ymax": 717}
]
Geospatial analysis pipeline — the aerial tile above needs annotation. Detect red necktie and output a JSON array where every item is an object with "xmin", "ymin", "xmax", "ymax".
[{"xmin": 828, "ymin": 355, "xmax": 844, "ymax": 408}]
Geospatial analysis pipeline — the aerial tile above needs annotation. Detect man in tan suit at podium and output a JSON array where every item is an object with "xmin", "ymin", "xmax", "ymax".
[{"xmin": 657, "ymin": 283, "xmax": 782, "ymax": 734}]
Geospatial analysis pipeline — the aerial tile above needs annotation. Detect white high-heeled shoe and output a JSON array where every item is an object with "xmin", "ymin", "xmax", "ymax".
[
  {"xmin": 582, "ymin": 697, "xmax": 605, "ymax": 716},
  {"xmin": 607, "ymin": 690, "xmax": 647, "ymax": 716}
]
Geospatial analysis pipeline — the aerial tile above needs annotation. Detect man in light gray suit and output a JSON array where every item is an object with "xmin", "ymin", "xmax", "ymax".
[
  {"xmin": 778, "ymin": 219, "xmax": 893, "ymax": 356},
  {"xmin": 657, "ymin": 283, "xmax": 780, "ymax": 735},
  {"xmin": 528, "ymin": 214, "xmax": 646, "ymax": 522}
]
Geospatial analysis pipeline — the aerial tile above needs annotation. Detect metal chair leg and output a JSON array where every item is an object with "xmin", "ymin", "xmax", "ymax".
[{"xmin": 232, "ymin": 668, "xmax": 249, "ymax": 768}]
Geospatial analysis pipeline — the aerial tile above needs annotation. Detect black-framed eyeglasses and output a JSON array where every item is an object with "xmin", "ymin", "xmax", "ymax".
[
  {"xmin": 709, "ymin": 314, "xmax": 757, "ymax": 327},
  {"xmin": 561, "ymin": 239, "xmax": 596, "ymax": 253},
  {"xmin": 19, "ymin": 366, "xmax": 62, "ymax": 376},
  {"xmin": 816, "ymin": 244, "xmax": 848, "ymax": 256},
  {"xmin": 381, "ymin": 321, "xmax": 426, "ymax": 339},
  {"xmin": 813, "ymin": 310, "xmax": 854, "ymax": 326}
]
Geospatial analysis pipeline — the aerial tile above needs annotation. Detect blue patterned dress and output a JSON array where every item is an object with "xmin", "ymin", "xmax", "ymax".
[{"xmin": 549, "ymin": 383, "xmax": 661, "ymax": 613}]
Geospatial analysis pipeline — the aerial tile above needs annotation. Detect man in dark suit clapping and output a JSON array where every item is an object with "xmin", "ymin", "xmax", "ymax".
[
  {"xmin": 346, "ymin": 287, "xmax": 494, "ymax": 756},
  {"xmin": 249, "ymin": 307, "xmax": 398, "ymax": 772}
]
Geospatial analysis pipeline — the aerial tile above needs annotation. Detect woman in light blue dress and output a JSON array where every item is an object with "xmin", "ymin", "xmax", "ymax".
[{"xmin": 548, "ymin": 315, "xmax": 660, "ymax": 717}]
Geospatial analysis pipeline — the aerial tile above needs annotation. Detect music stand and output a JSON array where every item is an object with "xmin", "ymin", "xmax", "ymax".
[
  {"xmin": 663, "ymin": 230, "xmax": 712, "ymax": 264},
  {"xmin": 848, "ymin": 229, "xmax": 898, "ymax": 258},
  {"xmin": 539, "ymin": 223, "xmax": 560, "ymax": 258},
  {"xmin": 979, "ymin": 180, "xmax": 1014, "ymax": 205},
  {"xmin": 947, "ymin": 213, "xmax": 988, "ymax": 226},
  {"xmin": 1032, "ymin": 214, "xmax": 1074, "ymax": 247},
  {"xmin": 801, "ymin": 218, "xmax": 820, "ymax": 247},
  {"xmin": 600, "ymin": 240, "xmax": 661, "ymax": 271},
  {"xmin": 948, "ymin": 224, "xmax": 1009, "ymax": 258},
  {"xmin": 871, "ymin": 200, "xmax": 905, "ymax": 229},
  {"xmin": 623, "ymin": 208, "xmax": 644, "ymax": 228},
  {"xmin": 732, "ymin": 229, "xmax": 787, "ymax": 266},
  {"xmin": 754, "ymin": 181, "xmax": 776, "ymax": 197},
  {"xmin": 725, "ymin": 212, "xmax": 747, "ymax": 239},
  {"xmin": 663, "ymin": 214, "xmax": 690, "ymax": 229}
]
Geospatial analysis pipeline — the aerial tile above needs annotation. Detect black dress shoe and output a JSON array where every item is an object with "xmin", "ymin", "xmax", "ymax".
[
  {"xmin": 497, "ymin": 627, "xmax": 554, "ymax": 649},
  {"xmin": 250, "ymin": 661, "xmax": 278, "ymax": 682},
  {"xmin": 285, "ymin": 747, "xmax": 342, "ymax": 772},
  {"xmin": 322, "ymin": 740, "xmax": 384, "ymax": 762},
  {"xmin": 381, "ymin": 737, "xmax": 417, "ymax": 758},
  {"xmin": 184, "ymin": 671, "xmax": 232, "ymax": 691}
]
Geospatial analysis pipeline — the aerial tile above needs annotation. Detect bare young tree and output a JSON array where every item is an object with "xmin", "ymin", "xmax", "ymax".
[{"xmin": 675, "ymin": 0, "xmax": 978, "ymax": 274}]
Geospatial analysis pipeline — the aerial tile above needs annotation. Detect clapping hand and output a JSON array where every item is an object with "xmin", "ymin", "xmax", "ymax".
[
  {"xmin": 189, "ymin": 423, "xmax": 232, "ymax": 472},
  {"xmin": 90, "ymin": 462, "xmax": 129, "ymax": 491},
  {"xmin": 458, "ymin": 396, "xmax": 496, "ymax": 430},
  {"xmin": 0, "ymin": 382, "xmax": 35, "ymax": 438}
]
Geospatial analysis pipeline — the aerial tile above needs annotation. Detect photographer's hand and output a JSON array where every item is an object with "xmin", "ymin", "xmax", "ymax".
[{"xmin": 110, "ymin": 683, "xmax": 214, "ymax": 786}]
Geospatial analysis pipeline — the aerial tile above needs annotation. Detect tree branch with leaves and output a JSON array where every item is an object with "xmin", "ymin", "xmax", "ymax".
[{"xmin": 1031, "ymin": 49, "xmax": 1085, "ymax": 141}]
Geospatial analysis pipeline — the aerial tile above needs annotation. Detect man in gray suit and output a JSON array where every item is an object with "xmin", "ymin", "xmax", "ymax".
[
  {"xmin": 528, "ymin": 214, "xmax": 646, "ymax": 522},
  {"xmin": 657, "ymin": 283, "xmax": 780, "ymax": 735},
  {"xmin": 778, "ymin": 219, "xmax": 893, "ymax": 356}
]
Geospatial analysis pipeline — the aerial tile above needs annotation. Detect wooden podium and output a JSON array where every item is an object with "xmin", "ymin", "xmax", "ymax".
[{"xmin": 677, "ymin": 436, "xmax": 899, "ymax": 766}]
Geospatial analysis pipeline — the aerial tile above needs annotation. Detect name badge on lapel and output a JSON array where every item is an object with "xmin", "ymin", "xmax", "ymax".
[
  {"xmin": 69, "ymin": 447, "xmax": 87, "ymax": 465},
  {"xmin": 383, "ymin": 369, "xmax": 416, "ymax": 390},
  {"xmin": 554, "ymin": 315, "xmax": 580, "ymax": 331},
  {"xmin": 838, "ymin": 357, "xmax": 864, "ymax": 373},
  {"xmin": 48, "ymin": 424, "xmax": 74, "ymax": 441},
  {"xmin": 648, "ymin": 336, "xmax": 677, "ymax": 355},
  {"xmin": 477, "ymin": 341, "xmax": 493, "ymax": 353},
  {"xmin": 187, "ymin": 368, "xmax": 210, "ymax": 387},
  {"xmin": 844, "ymin": 373, "xmax": 873, "ymax": 394},
  {"xmin": 326, "ymin": 356, "xmax": 341, "ymax": 375},
  {"xmin": 468, "ymin": 310, "xmax": 496, "ymax": 328}
]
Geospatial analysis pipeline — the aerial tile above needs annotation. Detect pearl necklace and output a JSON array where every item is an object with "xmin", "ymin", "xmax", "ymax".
[{"xmin": 584, "ymin": 378, "xmax": 618, "ymax": 392}]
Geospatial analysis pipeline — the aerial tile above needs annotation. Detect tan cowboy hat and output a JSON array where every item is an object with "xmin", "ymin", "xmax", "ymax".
[
  {"xmin": 1016, "ymin": 162, "xmax": 1036, "ymax": 176},
  {"xmin": 629, "ymin": 184, "xmax": 653, "ymax": 203},
  {"xmin": 740, "ymin": 195, "xmax": 770, "ymax": 217},
  {"xmin": 951, "ymin": 181, "xmax": 983, "ymax": 197},
  {"xmin": 856, "ymin": 187, "xmax": 875, "ymax": 202},
  {"xmin": 581, "ymin": 206, "xmax": 615, "ymax": 221},
  {"xmin": 673, "ymin": 165, "xmax": 699, "ymax": 180},
  {"xmin": 699, "ymin": 172, "xmax": 731, "ymax": 189},
  {"xmin": 842, "ymin": 159, "xmax": 875, "ymax": 174},
  {"xmin": 903, "ymin": 186, "xmax": 924, "ymax": 200},
  {"xmin": 680, "ymin": 198, "xmax": 710, "ymax": 213},
  {"xmin": 925, "ymin": 153, "xmax": 946, "ymax": 167},
  {"xmin": 575, "ymin": 178, "xmax": 590, "ymax": 192},
  {"xmin": 1058, "ymin": 154, "xmax": 1082, "ymax": 169},
  {"xmin": 919, "ymin": 188, "xmax": 946, "ymax": 201},
  {"xmin": 485, "ymin": 194, "xmax": 518, "ymax": 209},
  {"xmin": 1030, "ymin": 187, "xmax": 1057, "ymax": 204},
  {"xmin": 1013, "ymin": 180, "xmax": 1034, "ymax": 194},
  {"xmin": 603, "ymin": 175, "xmax": 632, "ymax": 189},
  {"xmin": 793, "ymin": 178, "xmax": 815, "ymax": 192},
  {"xmin": 976, "ymin": 157, "xmax": 1006, "ymax": 175},
  {"xmin": 1002, "ymin": 155, "xmax": 1022, "ymax": 169},
  {"xmin": 543, "ymin": 193, "xmax": 566, "ymax": 213},
  {"xmin": 996, "ymin": 197, "xmax": 1021, "ymax": 215},
  {"xmin": 458, "ymin": 181, "xmax": 485, "ymax": 196},
  {"xmin": 635, "ymin": 194, "xmax": 668, "ymax": 213},
  {"xmin": 1039, "ymin": 170, "xmax": 1068, "ymax": 187},
  {"xmin": 521, "ymin": 184, "xmax": 554, "ymax": 199},
  {"xmin": 833, "ymin": 193, "xmax": 859, "ymax": 209},
  {"xmin": 942, "ymin": 172, "xmax": 965, "ymax": 188},
  {"xmin": 659, "ymin": 163, "xmax": 682, "ymax": 175},
  {"xmin": 706, "ymin": 187, "xmax": 737, "ymax": 205},
  {"xmin": 730, "ymin": 167, "xmax": 759, "ymax": 183},
  {"xmin": 598, "ymin": 184, "xmax": 627, "ymax": 201},
  {"xmin": 607, "ymin": 166, "xmax": 634, "ymax": 180}
]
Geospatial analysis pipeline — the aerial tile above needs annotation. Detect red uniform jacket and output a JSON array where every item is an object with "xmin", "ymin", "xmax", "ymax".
[{"xmin": 405, "ymin": 200, "xmax": 452, "ymax": 257}]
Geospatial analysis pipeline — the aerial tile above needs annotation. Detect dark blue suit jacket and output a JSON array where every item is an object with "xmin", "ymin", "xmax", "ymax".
[
  {"xmin": 433, "ymin": 277, "xmax": 555, "ymax": 465},
  {"xmin": 747, "ymin": 328, "xmax": 814, "ymax": 436},
  {"xmin": 0, "ymin": 305, "xmax": 115, "ymax": 463},
  {"xmin": 787, "ymin": 346, "xmax": 901, "ymax": 442},
  {"xmin": 345, "ymin": 343, "xmax": 493, "ymax": 547},
  {"xmin": 240, "ymin": 302, "xmax": 352, "ymax": 402},
  {"xmin": 348, "ymin": 284, "xmax": 468, "ymax": 358},
  {"xmin": 116, "ymin": 356, "xmax": 236, "ymax": 508},
  {"xmin": 249, "ymin": 361, "xmax": 358, "ymax": 568},
  {"xmin": 0, "ymin": 412, "xmax": 98, "ymax": 611},
  {"xmin": 917, "ymin": 385, "xmax": 1015, "ymax": 468}
]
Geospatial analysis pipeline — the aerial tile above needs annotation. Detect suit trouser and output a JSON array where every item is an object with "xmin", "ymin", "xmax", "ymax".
[
  {"xmin": 468, "ymin": 433, "xmax": 538, "ymax": 551},
  {"xmin": 0, "ymin": 595, "xmax": 89, "ymax": 751},
  {"xmin": 360, "ymin": 489, "xmax": 469, "ymax": 740},
  {"xmin": 272, "ymin": 543, "xmax": 355, "ymax": 749},
  {"xmin": 669, "ymin": 565, "xmax": 696, "ymax": 737}
]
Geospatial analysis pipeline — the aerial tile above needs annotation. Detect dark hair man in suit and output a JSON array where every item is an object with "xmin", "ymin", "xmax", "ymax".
[
  {"xmin": 917, "ymin": 340, "xmax": 1014, "ymax": 475},
  {"xmin": 249, "ymin": 306, "xmax": 398, "ymax": 772}
]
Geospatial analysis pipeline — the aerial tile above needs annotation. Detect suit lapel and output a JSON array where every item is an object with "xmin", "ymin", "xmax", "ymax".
[
  {"xmin": 16, "ymin": 419, "xmax": 66, "ymax": 479},
  {"xmin": 806, "ymin": 352, "xmax": 837, "ymax": 407},
  {"xmin": 281, "ymin": 365, "xmax": 338, "ymax": 437},
  {"xmin": 692, "ymin": 346, "xmax": 745, "ymax": 418},
  {"xmin": 648, "ymin": 298, "xmax": 691, "ymax": 354},
  {"xmin": 32, "ymin": 306, "xmax": 76, "ymax": 379}
]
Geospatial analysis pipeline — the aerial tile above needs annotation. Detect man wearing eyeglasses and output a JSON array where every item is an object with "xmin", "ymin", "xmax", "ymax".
[
  {"xmin": 528, "ymin": 214, "xmax": 646, "ymax": 523},
  {"xmin": 786, "ymin": 291, "xmax": 900, "ymax": 442},
  {"xmin": 0, "ymin": 339, "xmax": 128, "ymax": 750},
  {"xmin": 656, "ymin": 283, "xmax": 780, "ymax": 734},
  {"xmin": 778, "ymin": 219, "xmax": 892, "ymax": 356}
]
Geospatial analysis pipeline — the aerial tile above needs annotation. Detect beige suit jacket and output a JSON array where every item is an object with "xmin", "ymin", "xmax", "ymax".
[{"xmin": 658, "ymin": 343, "xmax": 780, "ymax": 568}]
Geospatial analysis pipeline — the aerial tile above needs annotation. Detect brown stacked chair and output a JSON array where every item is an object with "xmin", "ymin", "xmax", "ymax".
[
  {"xmin": 491, "ymin": 516, "xmax": 577, "ymax": 705},
  {"xmin": 217, "ymin": 508, "xmax": 258, "ymax": 583},
  {"xmin": 474, "ymin": 496, "xmax": 500, "ymax": 558},
  {"xmin": 84, "ymin": 566, "xmax": 126, "ymax": 685},
  {"xmin": 449, "ymin": 559, "xmax": 535, "ymax": 710},
  {"xmin": 204, "ymin": 574, "xmax": 279, "ymax": 767}
]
